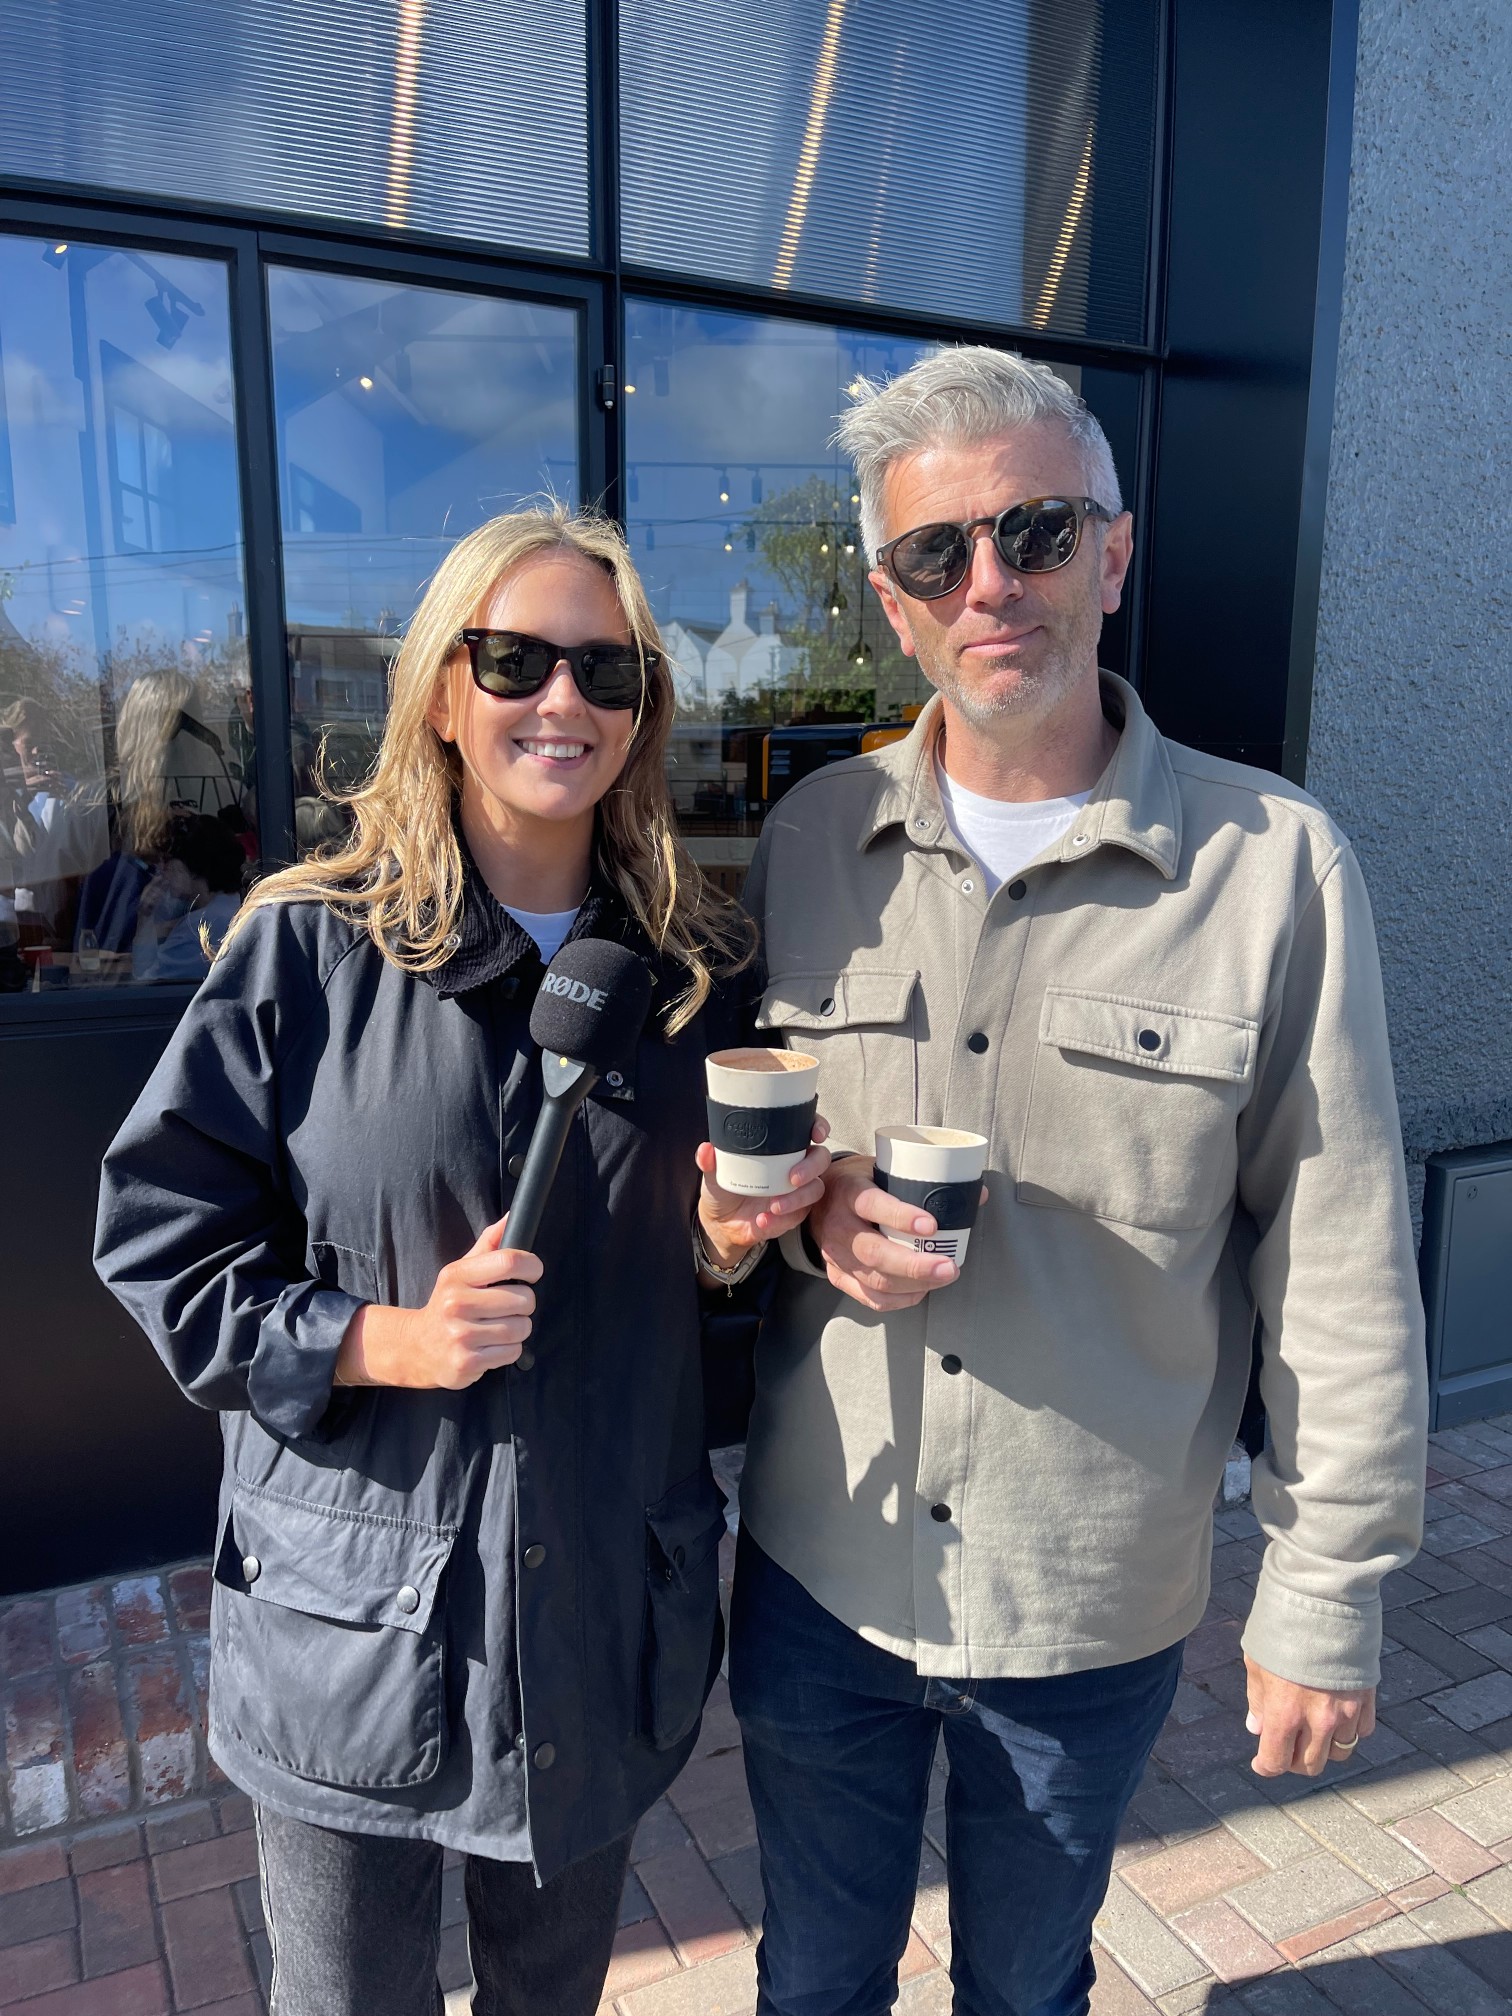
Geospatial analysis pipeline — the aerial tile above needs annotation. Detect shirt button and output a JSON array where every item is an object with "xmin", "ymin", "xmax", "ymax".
[
  {"xmin": 1138, "ymin": 1029, "xmax": 1161, "ymax": 1052},
  {"xmin": 1071, "ymin": 833, "xmax": 1090, "ymax": 849},
  {"xmin": 515, "ymin": 1347, "xmax": 535, "ymax": 1371},
  {"xmin": 941, "ymin": 1354, "xmax": 963, "ymax": 1375},
  {"xmin": 241, "ymin": 1554, "xmax": 261, "ymax": 1584},
  {"xmin": 395, "ymin": 1584, "xmax": 420, "ymax": 1614},
  {"xmin": 533, "ymin": 1742, "xmax": 557, "ymax": 1770},
  {"xmin": 1007, "ymin": 879, "xmax": 1027, "ymax": 900},
  {"xmin": 523, "ymin": 1544, "xmax": 546, "ymax": 1569},
  {"xmin": 507, "ymin": 1153, "xmax": 525, "ymax": 1177},
  {"xmin": 961, "ymin": 878, "xmax": 975, "ymax": 894},
  {"xmin": 930, "ymin": 1503, "xmax": 952, "ymax": 1523},
  {"xmin": 819, "ymin": 996, "xmax": 835, "ymax": 1016},
  {"xmin": 967, "ymin": 1031, "xmax": 989, "ymax": 1054}
]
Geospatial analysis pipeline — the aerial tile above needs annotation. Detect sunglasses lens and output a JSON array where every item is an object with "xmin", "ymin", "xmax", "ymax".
[
  {"xmin": 580, "ymin": 649, "xmax": 649, "ymax": 709},
  {"xmin": 892, "ymin": 523, "xmax": 969, "ymax": 597},
  {"xmin": 471, "ymin": 633, "xmax": 549, "ymax": 696},
  {"xmin": 1001, "ymin": 500, "xmax": 1080, "ymax": 573}
]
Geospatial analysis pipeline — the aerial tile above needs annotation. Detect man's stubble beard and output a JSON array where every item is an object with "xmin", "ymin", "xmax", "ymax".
[{"xmin": 912, "ymin": 576, "xmax": 1107, "ymax": 732}]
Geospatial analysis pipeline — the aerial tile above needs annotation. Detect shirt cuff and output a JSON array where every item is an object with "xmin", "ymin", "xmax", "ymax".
[
  {"xmin": 1240, "ymin": 1559, "xmax": 1384, "ymax": 1694},
  {"xmin": 248, "ymin": 1282, "xmax": 367, "ymax": 1439}
]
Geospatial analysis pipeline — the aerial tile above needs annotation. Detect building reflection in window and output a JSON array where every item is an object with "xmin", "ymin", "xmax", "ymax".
[
  {"xmin": 266, "ymin": 268, "xmax": 578, "ymax": 852},
  {"xmin": 0, "ymin": 234, "xmax": 255, "ymax": 992}
]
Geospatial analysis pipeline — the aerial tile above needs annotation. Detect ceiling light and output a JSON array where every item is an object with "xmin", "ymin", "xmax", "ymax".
[
  {"xmin": 624, "ymin": 382, "xmax": 637, "ymax": 394},
  {"xmin": 53, "ymin": 243, "xmax": 68, "ymax": 256},
  {"xmin": 718, "ymin": 469, "xmax": 730, "ymax": 504},
  {"xmin": 358, "ymin": 375, "xmax": 375, "ymax": 390}
]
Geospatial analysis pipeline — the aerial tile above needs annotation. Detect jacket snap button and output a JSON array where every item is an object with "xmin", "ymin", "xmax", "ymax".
[
  {"xmin": 523, "ymin": 1544, "xmax": 546, "ymax": 1569},
  {"xmin": 930, "ymin": 1503, "xmax": 952, "ymax": 1523},
  {"xmin": 967, "ymin": 1032, "xmax": 989, "ymax": 1054},
  {"xmin": 395, "ymin": 1584, "xmax": 420, "ymax": 1614},
  {"xmin": 515, "ymin": 1348, "xmax": 535, "ymax": 1371},
  {"xmin": 241, "ymin": 1554, "xmax": 261, "ymax": 1584},
  {"xmin": 607, "ymin": 1070, "xmax": 625, "ymax": 1088},
  {"xmin": 1007, "ymin": 880, "xmax": 1027, "ymax": 900},
  {"xmin": 671, "ymin": 1545, "xmax": 686, "ymax": 1569},
  {"xmin": 533, "ymin": 1742, "xmax": 556, "ymax": 1770},
  {"xmin": 507, "ymin": 1153, "xmax": 525, "ymax": 1178},
  {"xmin": 1071, "ymin": 833, "xmax": 1089, "ymax": 848},
  {"xmin": 1138, "ymin": 1029, "xmax": 1161, "ymax": 1052},
  {"xmin": 515, "ymin": 1732, "xmax": 526, "ymax": 1751},
  {"xmin": 819, "ymin": 997, "xmax": 835, "ymax": 1016},
  {"xmin": 941, "ymin": 1355, "xmax": 963, "ymax": 1375}
]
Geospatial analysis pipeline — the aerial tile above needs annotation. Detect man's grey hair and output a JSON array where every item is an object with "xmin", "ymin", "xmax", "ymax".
[{"xmin": 835, "ymin": 345, "xmax": 1124, "ymax": 563}]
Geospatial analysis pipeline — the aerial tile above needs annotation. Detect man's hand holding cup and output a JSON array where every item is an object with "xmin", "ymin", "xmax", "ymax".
[{"xmin": 809, "ymin": 1127, "xmax": 989, "ymax": 1312}]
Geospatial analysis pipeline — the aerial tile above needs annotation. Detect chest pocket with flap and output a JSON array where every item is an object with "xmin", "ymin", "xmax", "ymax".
[
  {"xmin": 1017, "ymin": 988, "xmax": 1258, "ymax": 1233},
  {"xmin": 757, "ymin": 968, "xmax": 921, "ymax": 1136}
]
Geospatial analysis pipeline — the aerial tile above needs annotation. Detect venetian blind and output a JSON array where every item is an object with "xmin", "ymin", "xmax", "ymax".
[
  {"xmin": 1, "ymin": 0, "xmax": 589, "ymax": 258},
  {"xmin": 619, "ymin": 0, "xmax": 1158, "ymax": 344}
]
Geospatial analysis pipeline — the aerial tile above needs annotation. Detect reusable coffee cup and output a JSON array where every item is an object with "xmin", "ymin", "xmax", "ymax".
[
  {"xmin": 873, "ymin": 1125, "xmax": 989, "ymax": 1268},
  {"xmin": 705, "ymin": 1048, "xmax": 821, "ymax": 1196}
]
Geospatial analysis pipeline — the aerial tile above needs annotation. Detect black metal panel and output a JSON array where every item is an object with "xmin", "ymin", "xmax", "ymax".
[
  {"xmin": 0, "ymin": 1013, "xmax": 219, "ymax": 1596},
  {"xmin": 1141, "ymin": 0, "xmax": 1356, "ymax": 776}
]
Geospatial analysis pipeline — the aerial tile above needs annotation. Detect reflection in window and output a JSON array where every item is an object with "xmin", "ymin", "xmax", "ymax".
[
  {"xmin": 266, "ymin": 268, "xmax": 578, "ymax": 850},
  {"xmin": 0, "ymin": 234, "xmax": 255, "ymax": 993}
]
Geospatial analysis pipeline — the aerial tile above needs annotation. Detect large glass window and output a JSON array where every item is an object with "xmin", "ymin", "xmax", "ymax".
[
  {"xmin": 0, "ymin": 233, "xmax": 254, "ymax": 993},
  {"xmin": 266, "ymin": 269, "xmax": 579, "ymax": 844},
  {"xmin": 620, "ymin": 0, "xmax": 1159, "ymax": 344},
  {"xmin": 3, "ymin": 0, "xmax": 589, "ymax": 258},
  {"xmin": 625, "ymin": 301, "xmax": 1138, "ymax": 874}
]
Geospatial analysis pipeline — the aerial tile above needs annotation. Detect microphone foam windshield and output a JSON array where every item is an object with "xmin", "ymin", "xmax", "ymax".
[{"xmin": 529, "ymin": 939, "xmax": 655, "ymax": 1075}]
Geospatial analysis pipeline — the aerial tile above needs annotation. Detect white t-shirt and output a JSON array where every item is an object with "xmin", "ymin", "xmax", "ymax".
[
  {"xmin": 934, "ymin": 753, "xmax": 1091, "ymax": 897},
  {"xmin": 503, "ymin": 904, "xmax": 580, "ymax": 965}
]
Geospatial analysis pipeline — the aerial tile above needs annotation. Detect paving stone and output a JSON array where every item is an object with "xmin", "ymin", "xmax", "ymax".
[
  {"xmin": 68, "ymin": 1661, "xmax": 131, "ymax": 1819},
  {"xmin": 168, "ymin": 1566, "xmax": 213, "ymax": 1635},
  {"xmin": 437, "ymin": 1917, "xmax": 471, "ymax": 1994},
  {"xmin": 600, "ymin": 1915, "xmax": 681, "ymax": 1999},
  {"xmin": 1122, "ymin": 1830, "xmax": 1268, "ymax": 1915},
  {"xmin": 635, "ymin": 1842, "xmax": 748, "ymax": 1967},
  {"xmin": 1467, "ymin": 1863, "xmax": 1512, "ymax": 1929},
  {"xmin": 632, "ymin": 1799, "xmax": 692, "ymax": 1863},
  {"xmin": 144, "ymin": 1805, "xmax": 216, "ymax": 1856},
  {"xmin": 1385, "ymin": 1874, "xmax": 1451, "ymax": 1908},
  {"xmin": 1380, "ymin": 1570, "xmax": 1436, "ymax": 1610},
  {"xmin": 1435, "ymin": 1777, "xmax": 1512, "ymax": 1847},
  {"xmin": 912, "ymin": 1841, "xmax": 951, "ymax": 1966},
  {"xmin": 1450, "ymin": 1547, "xmax": 1512, "ymax": 1600},
  {"xmin": 1287, "ymin": 1789, "xmax": 1430, "ymax": 1890},
  {"xmin": 895, "ymin": 1972, "xmax": 953, "ymax": 2015},
  {"xmin": 1418, "ymin": 1583, "xmax": 1512, "ymax": 1633},
  {"xmin": 1465, "ymin": 1625, "xmax": 1512, "ymax": 1670},
  {"xmin": 679, "ymin": 1788, "xmax": 758, "ymax": 1860},
  {"xmin": 1152, "ymin": 1713, "xmax": 1257, "ymax": 1779},
  {"xmin": 1093, "ymin": 1879, "xmax": 1209, "ymax": 1997},
  {"xmin": 1434, "ymin": 1428, "xmax": 1508, "ymax": 1468},
  {"xmin": 1155, "ymin": 1984, "xmax": 1231, "ymax": 2016},
  {"xmin": 1113, "ymin": 1807, "xmax": 1162, "ymax": 1868},
  {"xmin": 68, "ymin": 1822, "xmax": 143, "ymax": 1878},
  {"xmin": 1087, "ymin": 1952, "xmax": 1159, "ymax": 2011},
  {"xmin": 1341, "ymin": 1754, "xmax": 1483, "ymax": 1827},
  {"xmin": 1355, "ymin": 1911, "xmax": 1510, "ymax": 2016},
  {"xmin": 709, "ymin": 1843, "xmax": 765, "ymax": 1931},
  {"xmin": 0, "ymin": 1841, "xmax": 69, "ymax": 1895},
  {"xmin": 215, "ymin": 1793, "xmax": 254, "ymax": 1838},
  {"xmin": 1273, "ymin": 1897, "xmax": 1398, "ymax": 1964},
  {"xmin": 125, "ymin": 1649, "xmax": 197, "ymax": 1806},
  {"xmin": 1437, "ymin": 1481, "xmax": 1512, "ymax": 1534},
  {"xmin": 1379, "ymin": 1697, "xmax": 1497, "ymax": 1776},
  {"xmin": 1225, "ymin": 1855, "xmax": 1377, "ymax": 1942},
  {"xmin": 2, "ymin": 1928, "xmax": 81, "ymax": 2000},
  {"xmin": 1470, "ymin": 1466, "xmax": 1512, "ymax": 1505},
  {"xmin": 159, "ymin": 1884, "xmax": 255, "ymax": 2009},
  {"xmin": 898, "ymin": 1928, "xmax": 936, "ymax": 1980},
  {"xmin": 618, "ymin": 1941, "xmax": 757, "ymax": 2016},
  {"xmin": 1427, "ymin": 1670, "xmax": 1512, "ymax": 1731},
  {"xmin": 1388, "ymin": 1807, "xmax": 1501, "ymax": 1882},
  {"xmin": 78, "ymin": 1859, "xmax": 159, "ymax": 1978},
  {"xmin": 1233, "ymin": 1972, "xmax": 1337, "ymax": 2015},
  {"xmin": 663, "ymin": 1745, "xmax": 747, "ymax": 1818},
  {"xmin": 0, "ymin": 1877, "xmax": 77, "ymax": 1949},
  {"xmin": 1129, "ymin": 1769, "xmax": 1221, "ymax": 1847},
  {"xmin": 1168, "ymin": 1681, "xmax": 1226, "ymax": 1725},
  {"xmin": 54, "ymin": 1587, "xmax": 111, "ymax": 1668},
  {"xmin": 1180, "ymin": 1767, "xmax": 1319, "ymax": 1868},
  {"xmin": 1386, "ymin": 1609, "xmax": 1497, "ymax": 1683},
  {"xmin": 1169, "ymin": 1899, "xmax": 1282, "ymax": 1983},
  {"xmin": 111, "ymin": 1578, "xmax": 171, "ymax": 1648},
  {"xmin": 1404, "ymin": 1550, "xmax": 1477, "ymax": 1594},
  {"xmin": 1376, "ymin": 1651, "xmax": 1455, "ymax": 1709},
  {"xmin": 0, "ymin": 1957, "xmax": 174, "ymax": 2013},
  {"xmin": 1296, "ymin": 1937, "xmax": 1437, "ymax": 2016},
  {"xmin": 619, "ymin": 1866, "xmax": 655, "ymax": 1927},
  {"xmin": 0, "ymin": 1600, "xmax": 53, "ymax": 1682},
  {"xmin": 1420, "ymin": 1514, "xmax": 1503, "ymax": 1556},
  {"xmin": 1183, "ymin": 1618, "xmax": 1245, "ymax": 1676},
  {"xmin": 1399, "ymin": 1890, "xmax": 1512, "ymax": 1992},
  {"xmin": 9, "ymin": 1762, "xmax": 70, "ymax": 1835}
]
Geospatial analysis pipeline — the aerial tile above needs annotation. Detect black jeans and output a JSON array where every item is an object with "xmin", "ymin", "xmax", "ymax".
[{"xmin": 255, "ymin": 1806, "xmax": 632, "ymax": 2016}]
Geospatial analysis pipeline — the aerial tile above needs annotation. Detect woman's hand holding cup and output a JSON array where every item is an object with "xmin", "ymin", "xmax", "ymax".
[{"xmin": 335, "ymin": 1216, "xmax": 541, "ymax": 1389}]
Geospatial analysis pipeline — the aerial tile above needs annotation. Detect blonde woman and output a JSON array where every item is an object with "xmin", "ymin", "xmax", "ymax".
[{"xmin": 94, "ymin": 507, "xmax": 829, "ymax": 2016}]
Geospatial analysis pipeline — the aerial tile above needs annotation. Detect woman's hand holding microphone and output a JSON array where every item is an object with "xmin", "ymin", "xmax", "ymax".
[{"xmin": 334, "ymin": 1216, "xmax": 540, "ymax": 1390}]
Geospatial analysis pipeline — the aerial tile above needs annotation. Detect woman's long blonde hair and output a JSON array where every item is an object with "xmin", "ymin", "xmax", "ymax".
[{"xmin": 220, "ymin": 505, "xmax": 752, "ymax": 1032}]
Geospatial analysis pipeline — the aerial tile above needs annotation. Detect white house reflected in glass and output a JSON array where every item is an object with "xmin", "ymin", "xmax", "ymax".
[
  {"xmin": 0, "ymin": 233, "xmax": 254, "ymax": 992},
  {"xmin": 266, "ymin": 269, "xmax": 579, "ymax": 848}
]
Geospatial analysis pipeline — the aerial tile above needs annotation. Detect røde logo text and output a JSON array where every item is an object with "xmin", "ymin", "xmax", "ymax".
[{"xmin": 541, "ymin": 973, "xmax": 609, "ymax": 1011}]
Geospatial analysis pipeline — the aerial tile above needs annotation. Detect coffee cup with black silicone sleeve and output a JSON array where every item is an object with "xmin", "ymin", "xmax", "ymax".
[
  {"xmin": 705, "ymin": 1048, "xmax": 821, "ymax": 1197},
  {"xmin": 873, "ymin": 1125, "xmax": 989, "ymax": 1268}
]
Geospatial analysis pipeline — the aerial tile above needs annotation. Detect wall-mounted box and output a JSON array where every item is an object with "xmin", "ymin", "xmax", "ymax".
[{"xmin": 1421, "ymin": 1142, "xmax": 1512, "ymax": 1430}]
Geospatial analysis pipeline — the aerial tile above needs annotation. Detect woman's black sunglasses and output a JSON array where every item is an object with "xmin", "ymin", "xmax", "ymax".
[
  {"xmin": 878, "ymin": 496, "xmax": 1116, "ymax": 601},
  {"xmin": 451, "ymin": 629, "xmax": 658, "ymax": 710}
]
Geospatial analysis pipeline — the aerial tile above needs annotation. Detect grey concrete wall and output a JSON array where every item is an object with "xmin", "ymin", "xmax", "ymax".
[{"xmin": 1308, "ymin": 0, "xmax": 1512, "ymax": 1210}]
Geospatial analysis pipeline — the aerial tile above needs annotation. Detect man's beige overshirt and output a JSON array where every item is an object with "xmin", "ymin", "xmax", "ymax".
[{"xmin": 740, "ymin": 675, "xmax": 1427, "ymax": 1692}]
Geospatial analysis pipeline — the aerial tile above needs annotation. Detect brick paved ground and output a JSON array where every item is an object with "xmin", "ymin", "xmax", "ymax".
[{"xmin": 11, "ymin": 1420, "xmax": 1512, "ymax": 2011}]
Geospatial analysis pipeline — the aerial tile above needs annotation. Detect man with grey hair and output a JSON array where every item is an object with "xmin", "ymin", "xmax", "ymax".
[{"xmin": 729, "ymin": 345, "xmax": 1426, "ymax": 2015}]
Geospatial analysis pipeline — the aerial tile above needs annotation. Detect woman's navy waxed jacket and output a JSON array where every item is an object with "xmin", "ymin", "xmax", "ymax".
[{"xmin": 94, "ymin": 854, "xmax": 746, "ymax": 1878}]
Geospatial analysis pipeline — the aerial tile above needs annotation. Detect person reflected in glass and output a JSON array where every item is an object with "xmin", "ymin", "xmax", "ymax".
[
  {"xmin": 94, "ymin": 506, "xmax": 829, "ymax": 2016},
  {"xmin": 130, "ymin": 810, "xmax": 246, "ymax": 982},
  {"xmin": 0, "ymin": 696, "xmax": 106, "ymax": 958}
]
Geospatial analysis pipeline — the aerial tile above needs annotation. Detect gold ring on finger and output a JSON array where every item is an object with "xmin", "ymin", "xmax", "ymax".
[{"xmin": 1331, "ymin": 1732, "xmax": 1359, "ymax": 1752}]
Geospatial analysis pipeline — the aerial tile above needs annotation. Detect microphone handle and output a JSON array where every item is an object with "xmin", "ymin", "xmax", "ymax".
[{"xmin": 503, "ymin": 1056, "xmax": 599, "ymax": 1253}]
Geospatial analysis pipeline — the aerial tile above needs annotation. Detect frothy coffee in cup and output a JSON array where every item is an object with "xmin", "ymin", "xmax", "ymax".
[{"xmin": 706, "ymin": 1049, "xmax": 820, "ymax": 1196}]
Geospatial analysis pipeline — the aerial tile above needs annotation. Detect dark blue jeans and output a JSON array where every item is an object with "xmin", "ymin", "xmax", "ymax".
[{"xmin": 729, "ymin": 1530, "xmax": 1183, "ymax": 2016}]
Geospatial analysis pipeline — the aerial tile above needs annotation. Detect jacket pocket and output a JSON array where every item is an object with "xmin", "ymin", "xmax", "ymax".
[
  {"xmin": 1017, "ymin": 989, "xmax": 1258, "ymax": 1233},
  {"xmin": 212, "ymin": 1479, "xmax": 456, "ymax": 1789},
  {"xmin": 757, "ymin": 969, "xmax": 920, "ymax": 1136},
  {"xmin": 640, "ymin": 1467, "xmax": 728, "ymax": 1751}
]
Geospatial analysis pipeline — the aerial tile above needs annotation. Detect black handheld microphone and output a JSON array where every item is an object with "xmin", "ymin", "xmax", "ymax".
[{"xmin": 503, "ymin": 938, "xmax": 655, "ymax": 1253}]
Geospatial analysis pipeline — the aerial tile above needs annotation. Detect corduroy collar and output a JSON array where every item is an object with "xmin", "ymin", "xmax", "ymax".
[{"xmin": 423, "ymin": 832, "xmax": 640, "ymax": 1000}]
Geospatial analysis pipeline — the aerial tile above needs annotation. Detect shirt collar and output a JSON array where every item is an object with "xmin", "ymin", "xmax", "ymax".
[
  {"xmin": 424, "ymin": 828, "xmax": 635, "ymax": 999},
  {"xmin": 860, "ymin": 672, "xmax": 1182, "ymax": 880}
]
